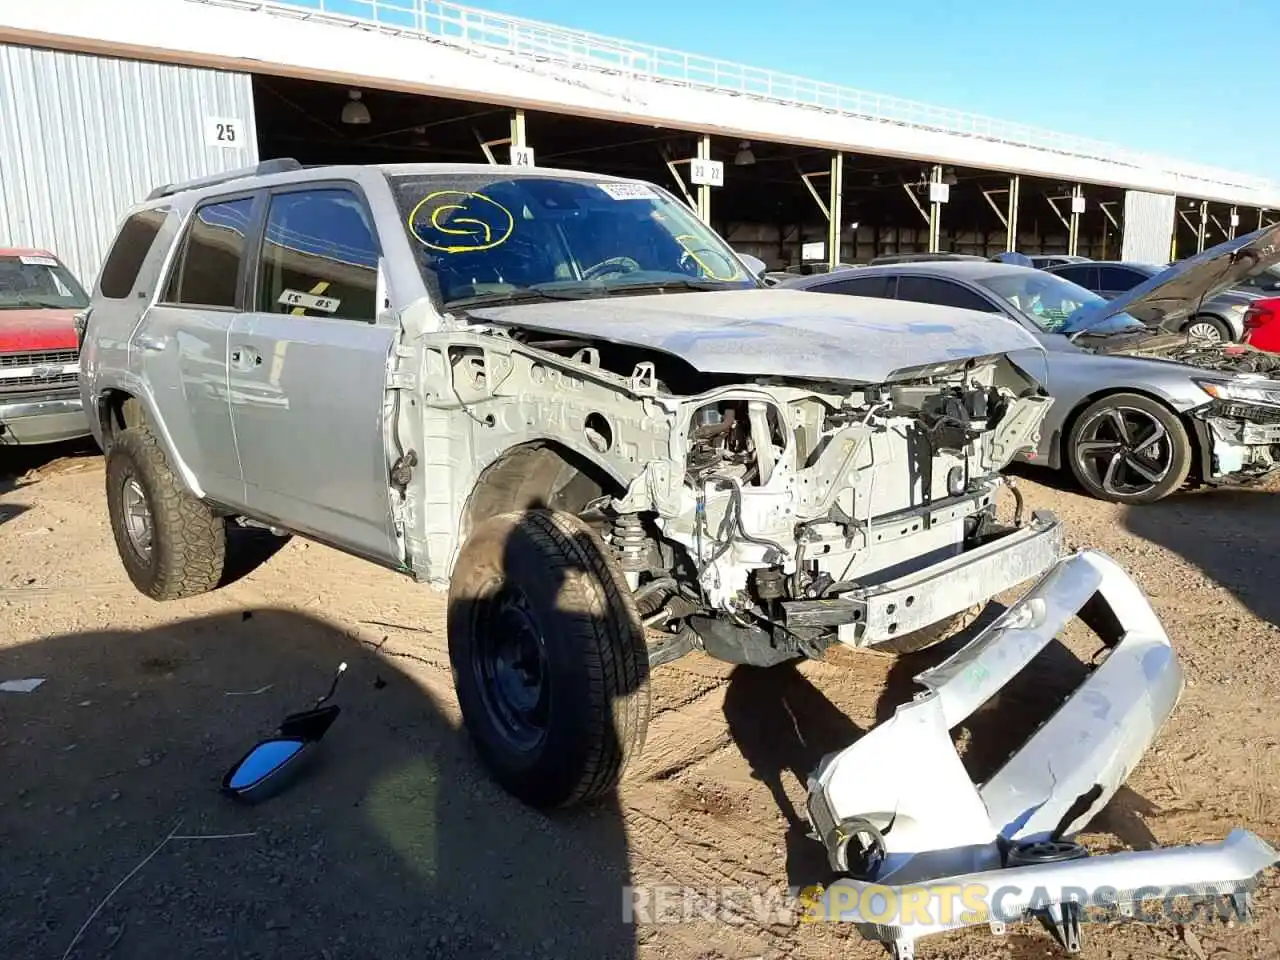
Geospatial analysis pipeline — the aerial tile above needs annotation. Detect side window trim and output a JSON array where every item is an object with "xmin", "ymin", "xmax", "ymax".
[
  {"xmin": 247, "ymin": 179, "xmax": 384, "ymax": 325},
  {"xmin": 157, "ymin": 189, "xmax": 264, "ymax": 313}
]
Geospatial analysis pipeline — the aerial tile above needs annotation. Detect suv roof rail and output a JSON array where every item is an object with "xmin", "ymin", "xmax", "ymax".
[{"xmin": 145, "ymin": 158, "xmax": 303, "ymax": 201}]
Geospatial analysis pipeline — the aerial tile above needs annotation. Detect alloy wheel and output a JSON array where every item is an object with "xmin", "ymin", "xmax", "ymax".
[{"xmin": 1074, "ymin": 406, "xmax": 1173, "ymax": 498}]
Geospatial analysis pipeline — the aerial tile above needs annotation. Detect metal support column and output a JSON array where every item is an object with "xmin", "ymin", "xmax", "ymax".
[
  {"xmin": 510, "ymin": 109, "xmax": 527, "ymax": 149},
  {"xmin": 1197, "ymin": 200, "xmax": 1208, "ymax": 254},
  {"xmin": 1228, "ymin": 206, "xmax": 1239, "ymax": 240},
  {"xmin": 928, "ymin": 164, "xmax": 944, "ymax": 253},
  {"xmin": 476, "ymin": 109, "xmax": 531, "ymax": 166},
  {"xmin": 827, "ymin": 152, "xmax": 844, "ymax": 270},
  {"xmin": 1067, "ymin": 184, "xmax": 1084, "ymax": 257},
  {"xmin": 1007, "ymin": 175, "xmax": 1020, "ymax": 252},
  {"xmin": 696, "ymin": 135, "xmax": 712, "ymax": 225},
  {"xmin": 1261, "ymin": 209, "xmax": 1269, "ymax": 230}
]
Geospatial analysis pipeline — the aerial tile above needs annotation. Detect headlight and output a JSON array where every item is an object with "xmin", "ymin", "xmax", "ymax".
[{"xmin": 1193, "ymin": 378, "xmax": 1280, "ymax": 406}]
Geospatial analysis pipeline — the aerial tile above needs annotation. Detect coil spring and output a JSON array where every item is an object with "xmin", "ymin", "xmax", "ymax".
[{"xmin": 614, "ymin": 513, "xmax": 648, "ymax": 572}]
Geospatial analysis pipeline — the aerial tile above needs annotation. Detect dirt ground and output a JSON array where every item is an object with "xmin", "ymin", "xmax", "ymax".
[{"xmin": 2, "ymin": 441, "xmax": 1279, "ymax": 960}]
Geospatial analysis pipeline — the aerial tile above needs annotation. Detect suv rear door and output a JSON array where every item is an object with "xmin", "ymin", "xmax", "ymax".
[
  {"xmin": 229, "ymin": 180, "xmax": 401, "ymax": 564},
  {"xmin": 138, "ymin": 192, "xmax": 261, "ymax": 506}
]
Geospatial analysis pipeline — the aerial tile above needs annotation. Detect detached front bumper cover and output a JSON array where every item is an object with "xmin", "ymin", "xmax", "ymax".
[{"xmin": 804, "ymin": 548, "xmax": 1280, "ymax": 956}]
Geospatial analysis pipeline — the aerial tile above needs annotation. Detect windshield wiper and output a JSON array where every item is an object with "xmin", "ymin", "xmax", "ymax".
[
  {"xmin": 446, "ymin": 287, "xmax": 599, "ymax": 309},
  {"xmin": 602, "ymin": 278, "xmax": 740, "ymax": 295}
]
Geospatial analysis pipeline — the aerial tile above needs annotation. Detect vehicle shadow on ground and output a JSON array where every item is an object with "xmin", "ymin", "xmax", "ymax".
[
  {"xmin": 0, "ymin": 611, "xmax": 639, "ymax": 958},
  {"xmin": 0, "ymin": 503, "xmax": 29, "ymax": 527},
  {"xmin": 0, "ymin": 437, "xmax": 99, "ymax": 495},
  {"xmin": 1123, "ymin": 485, "xmax": 1280, "ymax": 627},
  {"xmin": 722, "ymin": 662, "xmax": 863, "ymax": 890}
]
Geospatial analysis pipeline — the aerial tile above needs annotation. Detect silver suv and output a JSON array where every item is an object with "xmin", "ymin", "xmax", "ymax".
[{"xmin": 79, "ymin": 160, "xmax": 1272, "ymax": 955}]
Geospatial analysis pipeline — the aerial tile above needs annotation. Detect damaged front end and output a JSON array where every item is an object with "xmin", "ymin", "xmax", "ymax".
[
  {"xmin": 1186, "ymin": 370, "xmax": 1280, "ymax": 484},
  {"xmin": 804, "ymin": 549, "xmax": 1279, "ymax": 957}
]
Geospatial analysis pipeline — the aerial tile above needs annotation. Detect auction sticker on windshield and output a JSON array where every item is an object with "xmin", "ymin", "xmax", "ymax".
[
  {"xmin": 18, "ymin": 256, "xmax": 58, "ymax": 267},
  {"xmin": 598, "ymin": 182, "xmax": 657, "ymax": 200}
]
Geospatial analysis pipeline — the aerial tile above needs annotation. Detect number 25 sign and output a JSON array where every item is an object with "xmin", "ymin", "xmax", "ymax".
[{"xmin": 204, "ymin": 116, "xmax": 246, "ymax": 150}]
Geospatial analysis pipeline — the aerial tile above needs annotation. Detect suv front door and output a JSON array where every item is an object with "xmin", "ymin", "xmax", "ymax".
[{"xmin": 228, "ymin": 182, "xmax": 401, "ymax": 565}]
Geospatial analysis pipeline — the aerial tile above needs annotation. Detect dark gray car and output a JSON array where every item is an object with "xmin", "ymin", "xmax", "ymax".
[
  {"xmin": 1046, "ymin": 260, "xmax": 1259, "ymax": 342},
  {"xmin": 779, "ymin": 229, "xmax": 1280, "ymax": 504}
]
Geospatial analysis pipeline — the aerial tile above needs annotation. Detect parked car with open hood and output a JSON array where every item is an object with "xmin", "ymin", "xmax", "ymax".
[
  {"xmin": 0, "ymin": 247, "xmax": 92, "ymax": 445},
  {"xmin": 1045, "ymin": 258, "xmax": 1260, "ymax": 343},
  {"xmin": 781, "ymin": 226, "xmax": 1280, "ymax": 503},
  {"xmin": 77, "ymin": 160, "xmax": 1276, "ymax": 958}
]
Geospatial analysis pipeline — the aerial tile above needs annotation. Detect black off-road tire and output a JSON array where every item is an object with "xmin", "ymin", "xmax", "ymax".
[
  {"xmin": 105, "ymin": 426, "xmax": 227, "ymax": 600},
  {"xmin": 869, "ymin": 603, "xmax": 985, "ymax": 656},
  {"xmin": 448, "ymin": 509, "xmax": 651, "ymax": 809},
  {"xmin": 1065, "ymin": 393, "xmax": 1192, "ymax": 504}
]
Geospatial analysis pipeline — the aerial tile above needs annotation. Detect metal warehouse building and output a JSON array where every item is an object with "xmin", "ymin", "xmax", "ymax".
[{"xmin": 2, "ymin": 0, "xmax": 1278, "ymax": 287}]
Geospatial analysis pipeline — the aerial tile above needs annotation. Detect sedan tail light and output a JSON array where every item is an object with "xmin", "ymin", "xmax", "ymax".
[{"xmin": 1243, "ymin": 297, "xmax": 1280, "ymax": 330}]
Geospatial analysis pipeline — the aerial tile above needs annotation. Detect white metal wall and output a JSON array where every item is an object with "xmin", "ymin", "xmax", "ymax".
[
  {"xmin": 1121, "ymin": 190, "xmax": 1177, "ymax": 264},
  {"xmin": 0, "ymin": 43, "xmax": 259, "ymax": 285}
]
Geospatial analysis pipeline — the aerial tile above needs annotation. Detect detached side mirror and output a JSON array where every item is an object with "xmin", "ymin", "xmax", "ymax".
[
  {"xmin": 222, "ymin": 663, "xmax": 347, "ymax": 804},
  {"xmin": 737, "ymin": 253, "xmax": 768, "ymax": 278}
]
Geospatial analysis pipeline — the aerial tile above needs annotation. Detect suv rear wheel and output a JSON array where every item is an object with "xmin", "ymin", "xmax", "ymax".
[
  {"xmin": 105, "ymin": 426, "xmax": 227, "ymax": 600},
  {"xmin": 448, "ymin": 509, "xmax": 651, "ymax": 808}
]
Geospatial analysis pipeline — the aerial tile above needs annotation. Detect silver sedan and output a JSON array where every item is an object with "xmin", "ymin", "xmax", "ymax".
[{"xmin": 779, "ymin": 228, "xmax": 1280, "ymax": 504}]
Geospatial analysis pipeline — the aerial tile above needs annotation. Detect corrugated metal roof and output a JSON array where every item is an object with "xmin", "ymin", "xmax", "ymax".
[{"xmin": 0, "ymin": 43, "xmax": 259, "ymax": 286}]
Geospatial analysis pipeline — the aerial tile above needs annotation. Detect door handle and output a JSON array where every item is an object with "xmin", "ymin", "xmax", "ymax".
[
  {"xmin": 135, "ymin": 334, "xmax": 168, "ymax": 352},
  {"xmin": 230, "ymin": 347, "xmax": 262, "ymax": 370}
]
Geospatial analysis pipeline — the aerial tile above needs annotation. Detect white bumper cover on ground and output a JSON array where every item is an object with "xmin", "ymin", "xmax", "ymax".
[{"xmin": 804, "ymin": 549, "xmax": 1279, "ymax": 957}]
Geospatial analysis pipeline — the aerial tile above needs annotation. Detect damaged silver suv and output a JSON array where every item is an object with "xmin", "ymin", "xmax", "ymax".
[{"xmin": 79, "ymin": 161, "xmax": 1276, "ymax": 957}]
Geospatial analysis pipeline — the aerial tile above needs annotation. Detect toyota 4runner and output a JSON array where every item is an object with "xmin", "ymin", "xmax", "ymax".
[{"xmin": 79, "ymin": 160, "xmax": 1276, "ymax": 958}]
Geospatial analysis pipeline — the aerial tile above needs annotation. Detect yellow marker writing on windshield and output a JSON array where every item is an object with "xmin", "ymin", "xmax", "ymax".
[
  {"xmin": 408, "ymin": 190, "xmax": 514, "ymax": 253},
  {"xmin": 675, "ymin": 233, "xmax": 743, "ymax": 282}
]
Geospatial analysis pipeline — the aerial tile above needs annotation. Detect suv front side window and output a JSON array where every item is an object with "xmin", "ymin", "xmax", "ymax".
[
  {"xmin": 388, "ymin": 172, "xmax": 756, "ymax": 308},
  {"xmin": 162, "ymin": 196, "xmax": 256, "ymax": 309},
  {"xmin": 254, "ymin": 187, "xmax": 381, "ymax": 322}
]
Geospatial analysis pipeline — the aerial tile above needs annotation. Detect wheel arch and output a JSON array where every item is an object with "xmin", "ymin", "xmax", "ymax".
[
  {"xmin": 1051, "ymin": 385, "xmax": 1203, "ymax": 474},
  {"xmin": 459, "ymin": 439, "xmax": 630, "ymax": 543},
  {"xmin": 93, "ymin": 381, "xmax": 206, "ymax": 499},
  {"xmin": 1049, "ymin": 386, "xmax": 1198, "ymax": 471}
]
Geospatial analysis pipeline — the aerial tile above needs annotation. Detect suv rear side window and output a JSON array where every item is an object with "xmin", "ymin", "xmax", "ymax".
[
  {"xmin": 162, "ymin": 196, "xmax": 256, "ymax": 309},
  {"xmin": 813, "ymin": 275, "xmax": 894, "ymax": 299},
  {"xmin": 255, "ymin": 187, "xmax": 380, "ymax": 322},
  {"xmin": 1052, "ymin": 264, "xmax": 1095, "ymax": 288},
  {"xmin": 99, "ymin": 208, "xmax": 168, "ymax": 299},
  {"xmin": 1099, "ymin": 265, "xmax": 1146, "ymax": 290},
  {"xmin": 895, "ymin": 276, "xmax": 998, "ymax": 312}
]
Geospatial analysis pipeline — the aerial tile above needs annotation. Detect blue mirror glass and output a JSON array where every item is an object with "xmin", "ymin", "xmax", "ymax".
[{"xmin": 228, "ymin": 739, "xmax": 305, "ymax": 790}]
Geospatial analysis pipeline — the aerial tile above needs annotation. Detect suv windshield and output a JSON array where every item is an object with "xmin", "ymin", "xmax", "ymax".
[
  {"xmin": 388, "ymin": 172, "xmax": 756, "ymax": 308},
  {"xmin": 0, "ymin": 254, "xmax": 89, "ymax": 310},
  {"xmin": 975, "ymin": 270, "xmax": 1145, "ymax": 335}
]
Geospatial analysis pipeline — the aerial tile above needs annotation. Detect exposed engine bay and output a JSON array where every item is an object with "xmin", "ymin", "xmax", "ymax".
[
  {"xmin": 587, "ymin": 351, "xmax": 1060, "ymax": 666},
  {"xmin": 1143, "ymin": 338, "xmax": 1280, "ymax": 375}
]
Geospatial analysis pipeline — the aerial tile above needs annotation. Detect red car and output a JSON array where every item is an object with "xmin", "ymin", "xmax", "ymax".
[
  {"xmin": 0, "ymin": 247, "xmax": 92, "ymax": 445},
  {"xmin": 1242, "ymin": 296, "xmax": 1280, "ymax": 353}
]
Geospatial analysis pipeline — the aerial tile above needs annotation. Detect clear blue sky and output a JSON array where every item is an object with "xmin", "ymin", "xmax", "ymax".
[{"xmin": 436, "ymin": 0, "xmax": 1273, "ymax": 180}]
